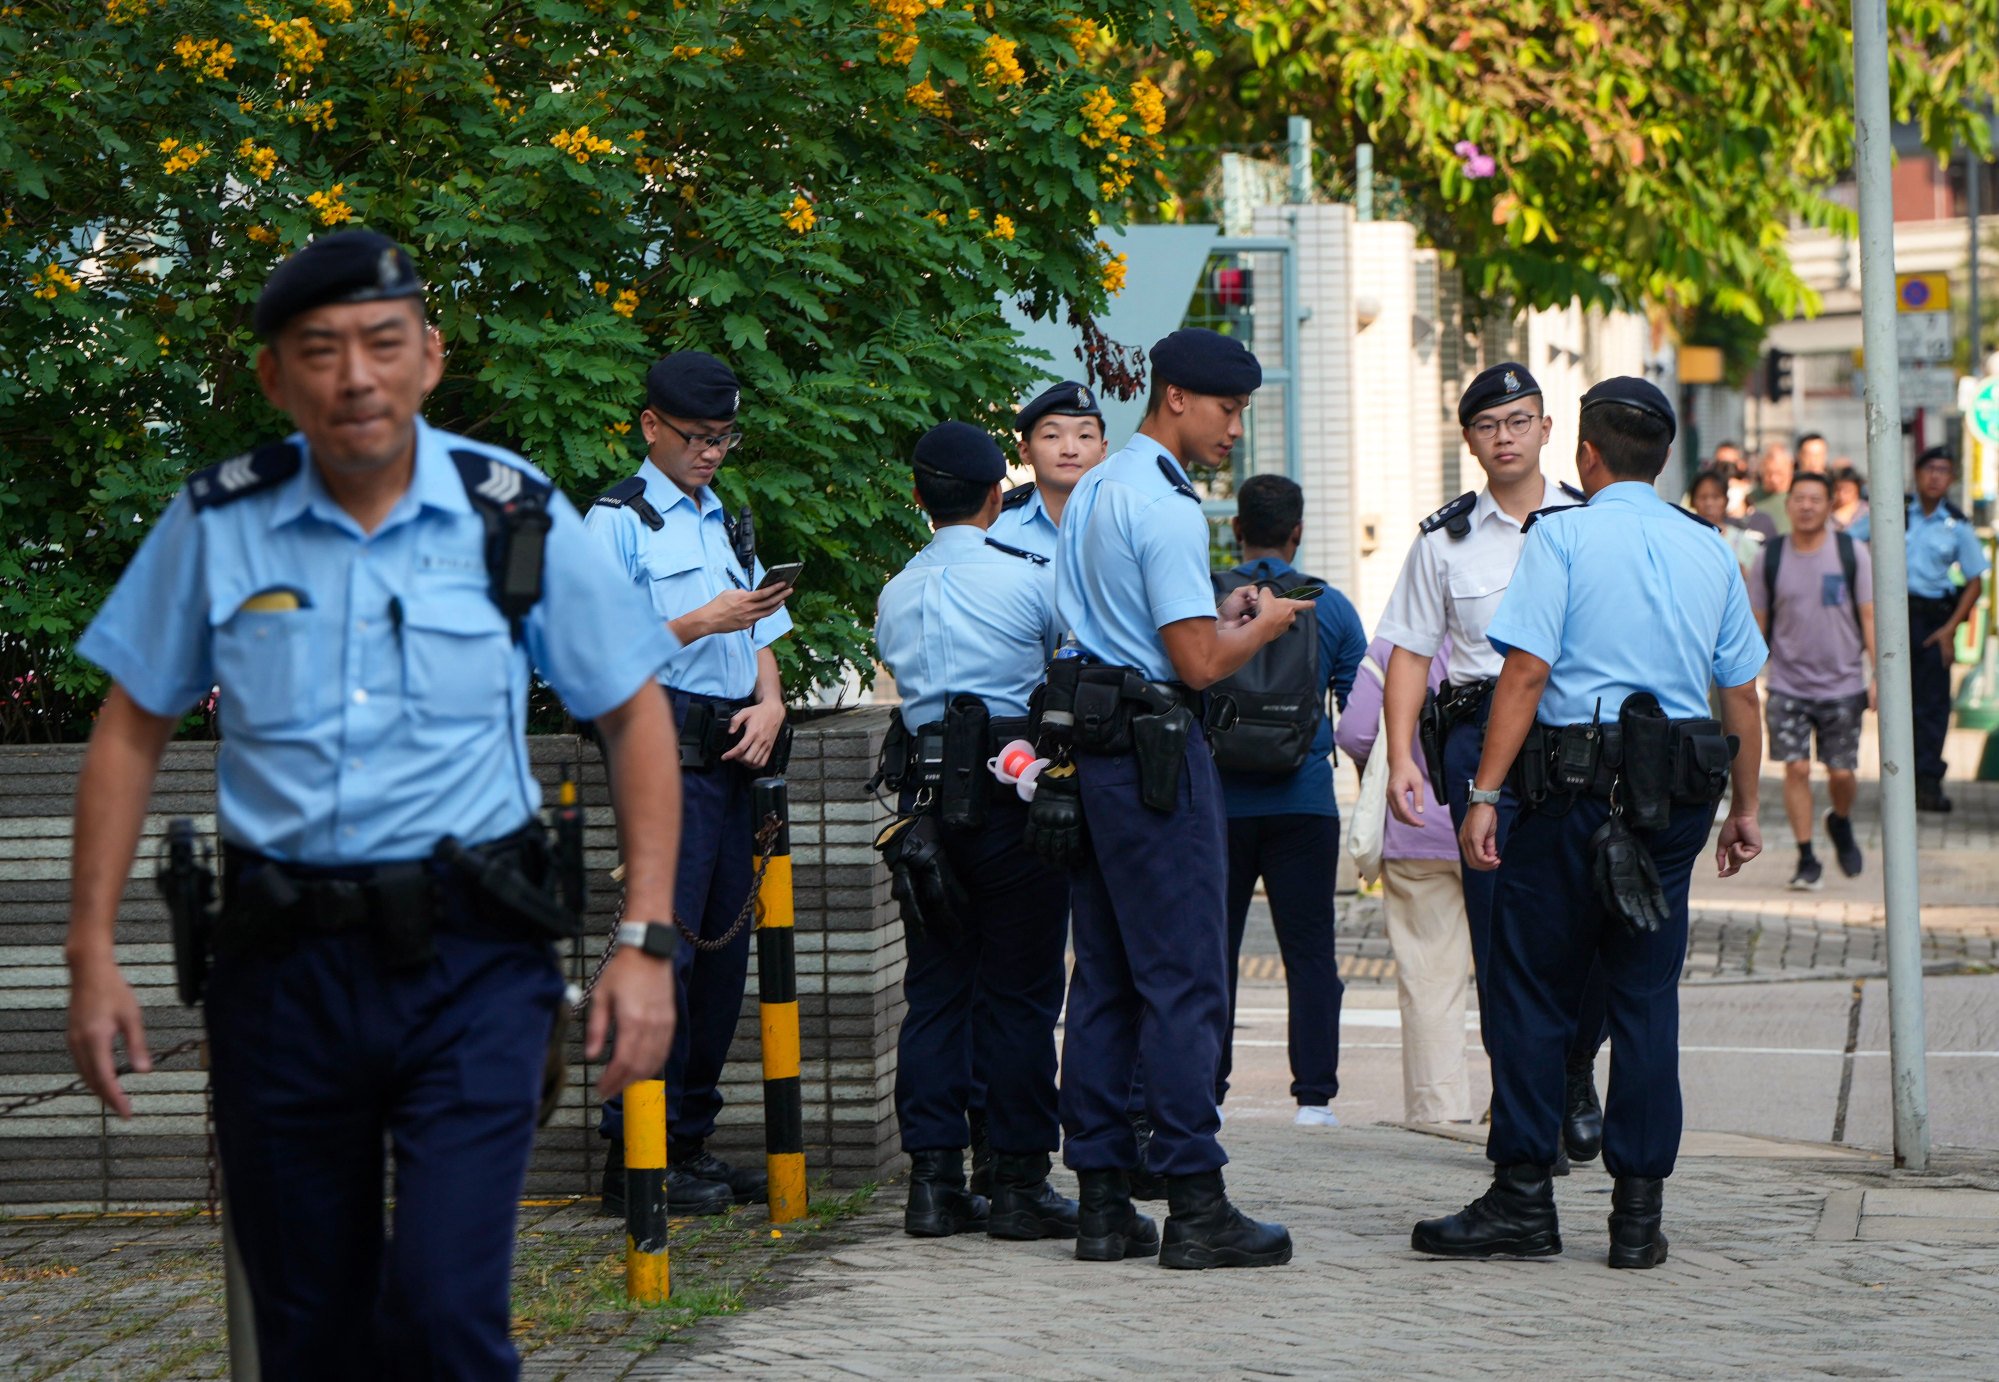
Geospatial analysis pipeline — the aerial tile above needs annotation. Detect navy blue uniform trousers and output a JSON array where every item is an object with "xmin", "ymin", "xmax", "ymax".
[
  {"xmin": 1909, "ymin": 594, "xmax": 1958, "ymax": 782},
  {"xmin": 1484, "ymin": 796, "xmax": 1711, "ymax": 1178},
  {"xmin": 896, "ymin": 793, "xmax": 1069, "ymax": 1154},
  {"xmin": 1062, "ymin": 723, "xmax": 1232, "ymax": 1176},
  {"xmin": 602, "ymin": 692, "xmax": 755, "ymax": 1144},
  {"xmin": 1217, "ymin": 813, "xmax": 1343, "ymax": 1107},
  {"xmin": 1444, "ymin": 716, "xmax": 1607, "ymax": 1065},
  {"xmin": 206, "ymin": 928, "xmax": 563, "ymax": 1380}
]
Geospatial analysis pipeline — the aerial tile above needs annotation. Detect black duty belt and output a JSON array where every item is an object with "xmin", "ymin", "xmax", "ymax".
[
  {"xmin": 670, "ymin": 686, "xmax": 792, "ymax": 773},
  {"xmin": 1508, "ymin": 708, "xmax": 1734, "ymax": 822},
  {"xmin": 1436, "ymin": 677, "xmax": 1497, "ymax": 733}
]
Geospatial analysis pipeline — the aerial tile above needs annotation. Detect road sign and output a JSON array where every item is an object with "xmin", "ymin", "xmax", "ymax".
[
  {"xmin": 1896, "ymin": 272, "xmax": 1951, "ymax": 313},
  {"xmin": 1900, "ymin": 365, "xmax": 1959, "ymax": 410},
  {"xmin": 1896, "ymin": 310, "xmax": 1952, "ymax": 362},
  {"xmin": 1967, "ymin": 375, "xmax": 1999, "ymax": 445}
]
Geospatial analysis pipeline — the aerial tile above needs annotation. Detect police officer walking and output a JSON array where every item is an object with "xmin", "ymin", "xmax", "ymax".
[
  {"xmin": 990, "ymin": 380, "xmax": 1111, "ymax": 558},
  {"xmin": 64, "ymin": 230, "xmax": 684, "ymax": 1378},
  {"xmin": 1377, "ymin": 363, "xmax": 1610, "ymax": 1169},
  {"xmin": 1032, "ymin": 328, "xmax": 1303, "ymax": 1269},
  {"xmin": 872, "ymin": 422, "xmax": 1078, "ymax": 1242},
  {"xmin": 1413, "ymin": 378, "xmax": 1766, "ymax": 1268},
  {"xmin": 587, "ymin": 351, "xmax": 793, "ymax": 1216}
]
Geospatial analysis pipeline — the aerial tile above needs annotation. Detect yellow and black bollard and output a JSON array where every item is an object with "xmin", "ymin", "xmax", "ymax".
[
  {"xmin": 623, "ymin": 1078, "xmax": 669, "ymax": 1303},
  {"xmin": 754, "ymin": 776, "xmax": 808, "ymax": 1223}
]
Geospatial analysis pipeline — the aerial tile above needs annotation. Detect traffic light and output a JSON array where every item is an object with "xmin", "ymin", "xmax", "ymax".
[{"xmin": 1762, "ymin": 348, "xmax": 1794, "ymax": 401}]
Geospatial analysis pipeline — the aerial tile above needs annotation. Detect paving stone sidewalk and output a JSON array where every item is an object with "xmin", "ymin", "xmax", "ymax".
[{"xmin": 658, "ymin": 1122, "xmax": 1999, "ymax": 1380}]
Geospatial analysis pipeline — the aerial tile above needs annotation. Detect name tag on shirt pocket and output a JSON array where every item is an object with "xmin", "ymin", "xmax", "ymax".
[
  {"xmin": 211, "ymin": 598, "xmax": 321, "ymax": 733},
  {"xmin": 399, "ymin": 589, "xmax": 514, "ymax": 721}
]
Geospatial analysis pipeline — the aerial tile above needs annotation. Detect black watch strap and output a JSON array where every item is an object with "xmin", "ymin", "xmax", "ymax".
[{"xmin": 616, "ymin": 920, "xmax": 679, "ymax": 960}]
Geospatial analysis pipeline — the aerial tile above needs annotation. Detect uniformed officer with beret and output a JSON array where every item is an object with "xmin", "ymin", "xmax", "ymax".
[
  {"xmin": 587, "ymin": 350, "xmax": 793, "ymax": 1216},
  {"xmin": 873, "ymin": 421, "xmax": 1078, "ymax": 1243},
  {"xmin": 1036, "ymin": 327, "xmax": 1303, "ymax": 1269},
  {"xmin": 65, "ymin": 229, "xmax": 683, "ymax": 1377},
  {"xmin": 1414, "ymin": 377, "xmax": 1766, "ymax": 1268},
  {"xmin": 1376, "ymin": 361, "xmax": 1610, "ymax": 1169},
  {"xmin": 990, "ymin": 379, "xmax": 1110, "ymax": 559}
]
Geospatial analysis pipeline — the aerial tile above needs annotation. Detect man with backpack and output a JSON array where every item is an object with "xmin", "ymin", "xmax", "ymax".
[
  {"xmin": 1209, "ymin": 474, "xmax": 1366, "ymax": 1127},
  {"xmin": 1748, "ymin": 470, "xmax": 1876, "ymax": 888}
]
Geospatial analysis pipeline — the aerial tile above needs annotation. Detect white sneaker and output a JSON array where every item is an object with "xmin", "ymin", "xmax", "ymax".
[
  {"xmin": 1216, "ymin": 1104, "xmax": 1228, "ymax": 1126},
  {"xmin": 1294, "ymin": 1105, "xmax": 1340, "ymax": 1128}
]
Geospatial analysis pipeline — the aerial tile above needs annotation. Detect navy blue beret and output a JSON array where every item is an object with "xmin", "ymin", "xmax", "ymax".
[
  {"xmin": 253, "ymin": 229, "xmax": 424, "ymax": 338},
  {"xmin": 1015, "ymin": 380, "xmax": 1103, "ymax": 435},
  {"xmin": 912, "ymin": 421, "xmax": 1006, "ymax": 484},
  {"xmin": 1149, "ymin": 328, "xmax": 1262, "ymax": 397},
  {"xmin": 1580, "ymin": 375, "xmax": 1677, "ymax": 443},
  {"xmin": 645, "ymin": 350, "xmax": 741, "ymax": 422},
  {"xmin": 1457, "ymin": 361, "xmax": 1542, "ymax": 426}
]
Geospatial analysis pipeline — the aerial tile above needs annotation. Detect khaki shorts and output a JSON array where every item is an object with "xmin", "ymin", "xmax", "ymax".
[{"xmin": 1766, "ymin": 689, "xmax": 1865, "ymax": 771}]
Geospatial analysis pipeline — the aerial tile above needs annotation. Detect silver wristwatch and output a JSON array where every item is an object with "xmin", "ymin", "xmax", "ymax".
[
  {"xmin": 1466, "ymin": 782, "xmax": 1503, "ymax": 807},
  {"xmin": 616, "ymin": 921, "xmax": 679, "ymax": 960}
]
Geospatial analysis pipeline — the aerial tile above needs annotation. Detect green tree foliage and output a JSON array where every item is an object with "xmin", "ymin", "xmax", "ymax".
[
  {"xmin": 1165, "ymin": 0, "xmax": 1998, "ymax": 326},
  {"xmin": 0, "ymin": 0, "xmax": 1199, "ymax": 738}
]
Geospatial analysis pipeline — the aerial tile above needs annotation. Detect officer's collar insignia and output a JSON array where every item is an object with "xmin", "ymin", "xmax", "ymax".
[{"xmin": 1503, "ymin": 370, "xmax": 1520, "ymax": 393}]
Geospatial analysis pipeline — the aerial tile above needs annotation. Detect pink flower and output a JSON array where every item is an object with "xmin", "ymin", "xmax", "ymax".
[
  {"xmin": 1454, "ymin": 140, "xmax": 1478, "ymax": 158},
  {"xmin": 1454, "ymin": 140, "xmax": 1496, "ymax": 179}
]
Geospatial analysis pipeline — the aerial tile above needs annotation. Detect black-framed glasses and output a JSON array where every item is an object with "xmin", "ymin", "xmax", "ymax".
[
  {"xmin": 658, "ymin": 417, "xmax": 745, "ymax": 453},
  {"xmin": 1470, "ymin": 412, "xmax": 1542, "ymax": 441}
]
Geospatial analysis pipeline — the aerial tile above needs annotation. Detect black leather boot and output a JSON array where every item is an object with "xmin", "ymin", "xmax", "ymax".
[
  {"xmin": 904, "ymin": 1149, "xmax": 988, "ymax": 1238},
  {"xmin": 672, "ymin": 1137, "xmax": 769, "ymax": 1206},
  {"xmin": 1160, "ymin": 1171, "xmax": 1293, "ymax": 1270},
  {"xmin": 967, "ymin": 1109, "xmax": 993, "ymax": 1199},
  {"xmin": 667, "ymin": 1166, "xmax": 734, "ymax": 1216},
  {"xmin": 1564, "ymin": 1061, "xmax": 1604, "ymax": 1164},
  {"xmin": 1411, "ymin": 1163, "xmax": 1563, "ymax": 1257},
  {"xmin": 1128, "ymin": 1114, "xmax": 1166, "ymax": 1201},
  {"xmin": 1075, "ymin": 1168, "xmax": 1159, "ymax": 1262},
  {"xmin": 1607, "ymin": 1176, "xmax": 1668, "ymax": 1269},
  {"xmin": 987, "ymin": 1152, "xmax": 1079, "ymax": 1241},
  {"xmin": 598, "ymin": 1142, "xmax": 625, "ymax": 1218}
]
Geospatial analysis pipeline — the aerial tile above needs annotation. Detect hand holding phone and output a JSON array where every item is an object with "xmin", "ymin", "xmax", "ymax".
[
  {"xmin": 758, "ymin": 562, "xmax": 804, "ymax": 592},
  {"xmin": 1276, "ymin": 583, "xmax": 1323, "ymax": 602}
]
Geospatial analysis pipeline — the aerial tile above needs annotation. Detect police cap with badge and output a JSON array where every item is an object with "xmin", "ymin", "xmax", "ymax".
[
  {"xmin": 1579, "ymin": 375, "xmax": 1677, "ymax": 442},
  {"xmin": 253, "ymin": 228, "xmax": 425, "ymax": 337},
  {"xmin": 646, "ymin": 350, "xmax": 741, "ymax": 422},
  {"xmin": 1456, "ymin": 360, "xmax": 1542, "ymax": 426},
  {"xmin": 1014, "ymin": 380, "xmax": 1103, "ymax": 435},
  {"xmin": 1150, "ymin": 327, "xmax": 1262, "ymax": 396}
]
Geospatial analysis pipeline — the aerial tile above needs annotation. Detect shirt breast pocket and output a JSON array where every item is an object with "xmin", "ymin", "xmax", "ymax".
[
  {"xmin": 642, "ymin": 550, "xmax": 712, "ymax": 624},
  {"xmin": 400, "ymin": 589, "xmax": 517, "ymax": 722},
  {"xmin": 210, "ymin": 605, "xmax": 325, "ymax": 734},
  {"xmin": 1447, "ymin": 564, "xmax": 1512, "ymax": 634}
]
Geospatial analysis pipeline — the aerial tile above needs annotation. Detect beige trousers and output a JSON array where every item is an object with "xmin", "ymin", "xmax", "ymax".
[{"xmin": 1381, "ymin": 858, "xmax": 1473, "ymax": 1124}]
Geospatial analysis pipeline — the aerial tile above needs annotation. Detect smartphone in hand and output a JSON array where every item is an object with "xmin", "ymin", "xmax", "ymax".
[{"xmin": 758, "ymin": 562, "xmax": 804, "ymax": 592}]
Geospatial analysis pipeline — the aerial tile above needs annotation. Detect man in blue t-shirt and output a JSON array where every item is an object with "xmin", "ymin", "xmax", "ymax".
[{"xmin": 1211, "ymin": 475, "xmax": 1366, "ymax": 1126}]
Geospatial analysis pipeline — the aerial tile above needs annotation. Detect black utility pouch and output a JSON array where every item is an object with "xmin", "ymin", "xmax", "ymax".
[
  {"xmin": 1516, "ymin": 732, "xmax": 1550, "ymax": 806},
  {"xmin": 1555, "ymin": 723, "xmax": 1602, "ymax": 792},
  {"xmin": 1672, "ymin": 721, "xmax": 1735, "ymax": 805},
  {"xmin": 871, "ymin": 710, "xmax": 913, "ymax": 794},
  {"xmin": 1131, "ymin": 703, "xmax": 1194, "ymax": 812},
  {"xmin": 912, "ymin": 722, "xmax": 947, "ymax": 791},
  {"xmin": 1034, "ymin": 655, "xmax": 1083, "ymax": 749},
  {"xmin": 939, "ymin": 695, "xmax": 992, "ymax": 830},
  {"xmin": 1072, "ymin": 678, "xmax": 1127, "ymax": 753},
  {"xmin": 1617, "ymin": 693, "xmax": 1675, "ymax": 832},
  {"xmin": 679, "ymin": 700, "xmax": 718, "ymax": 770},
  {"xmin": 765, "ymin": 720, "xmax": 795, "ymax": 776}
]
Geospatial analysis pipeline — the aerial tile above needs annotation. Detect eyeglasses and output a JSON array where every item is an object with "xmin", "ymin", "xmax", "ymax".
[
  {"xmin": 657, "ymin": 417, "xmax": 745, "ymax": 453},
  {"xmin": 1470, "ymin": 412, "xmax": 1542, "ymax": 441}
]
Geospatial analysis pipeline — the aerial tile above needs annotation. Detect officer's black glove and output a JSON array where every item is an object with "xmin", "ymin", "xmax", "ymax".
[
  {"xmin": 874, "ymin": 813, "xmax": 966, "ymax": 942},
  {"xmin": 1589, "ymin": 811, "xmax": 1669, "ymax": 936},
  {"xmin": 1023, "ymin": 756, "xmax": 1087, "ymax": 867}
]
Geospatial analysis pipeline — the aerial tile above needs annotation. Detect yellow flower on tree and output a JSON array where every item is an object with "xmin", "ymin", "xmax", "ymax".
[
  {"xmin": 172, "ymin": 36, "xmax": 235, "ymax": 83},
  {"xmin": 1129, "ymin": 77, "xmax": 1166, "ymax": 137},
  {"xmin": 978, "ymin": 34, "xmax": 1022, "ymax": 88},
  {"xmin": 306, "ymin": 182, "xmax": 355, "ymax": 226},
  {"xmin": 906, "ymin": 78, "xmax": 949, "ymax": 118},
  {"xmin": 29, "ymin": 263, "xmax": 81, "ymax": 301},
  {"xmin": 317, "ymin": 0, "xmax": 355, "ymax": 20},
  {"xmin": 1078, "ymin": 86, "xmax": 1125, "ymax": 148},
  {"xmin": 246, "ymin": 224, "xmax": 281, "ymax": 246},
  {"xmin": 550, "ymin": 125, "xmax": 617, "ymax": 164},
  {"xmin": 157, "ymin": 137, "xmax": 211, "ymax": 176},
  {"xmin": 783, "ymin": 195, "xmax": 817, "ymax": 233},
  {"xmin": 990, "ymin": 213, "xmax": 1016, "ymax": 241},
  {"xmin": 236, "ymin": 139, "xmax": 278, "ymax": 181},
  {"xmin": 611, "ymin": 289, "xmax": 640, "ymax": 318},
  {"xmin": 249, "ymin": 10, "xmax": 326, "ymax": 74},
  {"xmin": 1098, "ymin": 243, "xmax": 1127, "ymax": 295}
]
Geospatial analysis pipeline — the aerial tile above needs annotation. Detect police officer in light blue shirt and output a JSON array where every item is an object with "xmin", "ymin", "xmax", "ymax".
[
  {"xmin": 585, "ymin": 350, "xmax": 793, "ymax": 1216},
  {"xmin": 872, "ymin": 421, "xmax": 1077, "ymax": 1245},
  {"xmin": 1414, "ymin": 377, "xmax": 1767, "ymax": 1272},
  {"xmin": 1849, "ymin": 447, "xmax": 1988, "ymax": 810},
  {"xmin": 989, "ymin": 380, "xmax": 1110, "ymax": 560},
  {"xmin": 1036, "ymin": 328, "xmax": 1307, "ymax": 1271},
  {"xmin": 65, "ymin": 230, "xmax": 682, "ymax": 1379}
]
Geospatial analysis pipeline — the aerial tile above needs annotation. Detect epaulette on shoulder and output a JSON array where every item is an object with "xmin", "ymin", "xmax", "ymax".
[
  {"xmin": 1000, "ymin": 482, "xmax": 1037, "ymax": 511},
  {"xmin": 1945, "ymin": 499, "xmax": 1970, "ymax": 523},
  {"xmin": 1672, "ymin": 504, "xmax": 1719, "ymax": 532},
  {"xmin": 592, "ymin": 474, "xmax": 664, "ymax": 530},
  {"xmin": 985, "ymin": 536, "xmax": 1049, "ymax": 566},
  {"xmin": 450, "ymin": 448, "xmax": 551, "ymax": 511},
  {"xmin": 1521, "ymin": 502, "xmax": 1583, "ymax": 534},
  {"xmin": 1419, "ymin": 491, "xmax": 1477, "ymax": 540},
  {"xmin": 1156, "ymin": 456, "xmax": 1199, "ymax": 501},
  {"xmin": 1558, "ymin": 481, "xmax": 1585, "ymax": 502},
  {"xmin": 185, "ymin": 441, "xmax": 303, "ymax": 511}
]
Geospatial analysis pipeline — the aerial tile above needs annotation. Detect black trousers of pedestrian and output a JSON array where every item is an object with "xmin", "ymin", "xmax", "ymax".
[
  {"xmin": 1909, "ymin": 594, "xmax": 1958, "ymax": 783},
  {"xmin": 1217, "ymin": 813, "xmax": 1343, "ymax": 1107}
]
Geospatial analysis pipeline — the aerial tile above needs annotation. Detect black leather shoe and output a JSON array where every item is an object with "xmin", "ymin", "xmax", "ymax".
[
  {"xmin": 1160, "ymin": 1171, "xmax": 1292, "ymax": 1270},
  {"xmin": 1075, "ymin": 1168, "xmax": 1159, "ymax": 1261},
  {"xmin": 599, "ymin": 1143, "xmax": 625, "ymax": 1218},
  {"xmin": 967, "ymin": 1109, "xmax": 993, "ymax": 1199},
  {"xmin": 1552, "ymin": 1146, "xmax": 1571, "ymax": 1177},
  {"xmin": 1607, "ymin": 1176, "xmax": 1668, "ymax": 1269},
  {"xmin": 1411, "ymin": 1164, "xmax": 1563, "ymax": 1257},
  {"xmin": 1917, "ymin": 778, "xmax": 1954, "ymax": 813},
  {"xmin": 987, "ymin": 1153, "xmax": 1079, "ymax": 1240},
  {"xmin": 667, "ymin": 1166, "xmax": 734, "ymax": 1216},
  {"xmin": 672, "ymin": 1139, "xmax": 768, "ymax": 1206},
  {"xmin": 1564, "ymin": 1062, "xmax": 1604, "ymax": 1164},
  {"xmin": 904, "ymin": 1149, "xmax": 989, "ymax": 1238},
  {"xmin": 1128, "ymin": 1114, "xmax": 1166, "ymax": 1201}
]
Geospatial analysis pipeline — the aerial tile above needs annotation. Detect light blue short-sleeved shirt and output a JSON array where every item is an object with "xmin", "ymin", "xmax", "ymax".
[
  {"xmin": 581, "ymin": 460, "xmax": 792, "ymax": 699},
  {"xmin": 1053, "ymin": 435, "xmax": 1215, "ymax": 682},
  {"xmin": 986, "ymin": 485, "xmax": 1059, "ymax": 560},
  {"xmin": 1485, "ymin": 481, "xmax": 1767, "ymax": 724},
  {"xmin": 76, "ymin": 419, "xmax": 676, "ymax": 864},
  {"xmin": 1851, "ymin": 499, "xmax": 1990, "ymax": 599},
  {"xmin": 874, "ymin": 524, "xmax": 1059, "ymax": 730}
]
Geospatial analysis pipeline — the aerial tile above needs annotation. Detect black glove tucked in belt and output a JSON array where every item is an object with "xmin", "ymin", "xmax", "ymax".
[{"xmin": 1023, "ymin": 755, "xmax": 1087, "ymax": 867}]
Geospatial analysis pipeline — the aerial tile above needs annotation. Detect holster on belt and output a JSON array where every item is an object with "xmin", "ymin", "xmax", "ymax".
[
  {"xmin": 1617, "ymin": 693, "xmax": 1675, "ymax": 832},
  {"xmin": 869, "ymin": 710, "xmax": 914, "ymax": 794},
  {"xmin": 156, "ymin": 819, "xmax": 216, "ymax": 1007},
  {"xmin": 1417, "ymin": 690, "xmax": 1447, "ymax": 808},
  {"xmin": 938, "ymin": 695, "xmax": 992, "ymax": 830},
  {"xmin": 1131, "ymin": 703, "xmax": 1194, "ymax": 812}
]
